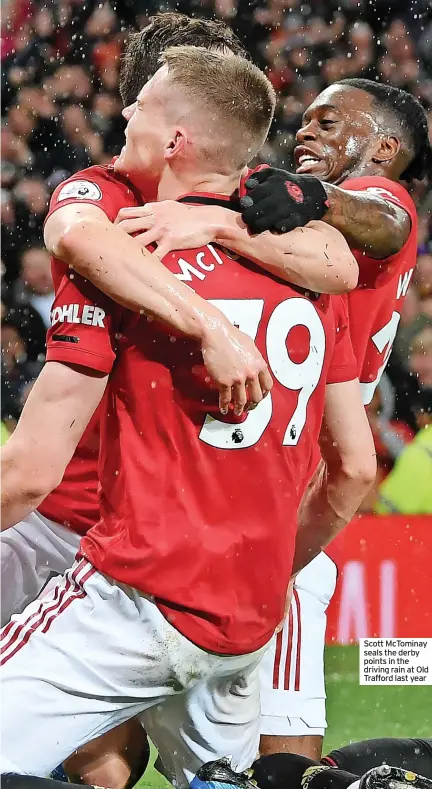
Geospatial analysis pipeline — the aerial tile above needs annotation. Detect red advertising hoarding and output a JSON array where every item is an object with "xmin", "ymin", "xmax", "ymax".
[{"xmin": 326, "ymin": 515, "xmax": 432, "ymax": 644}]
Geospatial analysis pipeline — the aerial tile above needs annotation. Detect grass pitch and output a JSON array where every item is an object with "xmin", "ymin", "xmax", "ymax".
[{"xmin": 138, "ymin": 646, "xmax": 432, "ymax": 789}]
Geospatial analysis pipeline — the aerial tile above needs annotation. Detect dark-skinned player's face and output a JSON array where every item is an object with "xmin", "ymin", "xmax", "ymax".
[{"xmin": 295, "ymin": 85, "xmax": 386, "ymax": 184}]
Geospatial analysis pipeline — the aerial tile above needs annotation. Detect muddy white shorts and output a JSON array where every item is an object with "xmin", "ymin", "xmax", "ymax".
[
  {"xmin": 1, "ymin": 510, "xmax": 81, "ymax": 627},
  {"xmin": 259, "ymin": 552, "xmax": 337, "ymax": 737},
  {"xmin": 0, "ymin": 558, "xmax": 266, "ymax": 786}
]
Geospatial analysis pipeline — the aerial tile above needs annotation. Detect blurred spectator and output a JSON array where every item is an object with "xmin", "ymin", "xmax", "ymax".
[
  {"xmin": 367, "ymin": 375, "xmax": 415, "ymax": 472},
  {"xmin": 375, "ymin": 389, "xmax": 432, "ymax": 514},
  {"xmin": 1, "ymin": 311, "xmax": 42, "ymax": 427},
  {"xmin": 1, "ymin": 421, "xmax": 10, "ymax": 445},
  {"xmin": 359, "ymin": 375, "xmax": 415, "ymax": 512},
  {"xmin": 14, "ymin": 245, "xmax": 54, "ymax": 329},
  {"xmin": 409, "ymin": 327, "xmax": 432, "ymax": 390}
]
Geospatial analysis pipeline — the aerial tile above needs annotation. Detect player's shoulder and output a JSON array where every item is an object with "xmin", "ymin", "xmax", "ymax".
[
  {"xmin": 342, "ymin": 175, "xmax": 416, "ymax": 217},
  {"xmin": 48, "ymin": 161, "xmax": 142, "ymax": 222}
]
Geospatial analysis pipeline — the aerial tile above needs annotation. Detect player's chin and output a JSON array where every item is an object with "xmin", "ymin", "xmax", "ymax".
[{"xmin": 116, "ymin": 143, "xmax": 133, "ymax": 168}]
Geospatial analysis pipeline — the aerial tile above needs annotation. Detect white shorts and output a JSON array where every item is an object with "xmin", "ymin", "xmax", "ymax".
[
  {"xmin": 0, "ymin": 558, "xmax": 265, "ymax": 787},
  {"xmin": 259, "ymin": 552, "xmax": 337, "ymax": 737},
  {"xmin": 0, "ymin": 511, "xmax": 81, "ymax": 626}
]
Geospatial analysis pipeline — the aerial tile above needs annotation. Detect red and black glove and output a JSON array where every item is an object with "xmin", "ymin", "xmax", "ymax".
[{"xmin": 240, "ymin": 167, "xmax": 329, "ymax": 234}]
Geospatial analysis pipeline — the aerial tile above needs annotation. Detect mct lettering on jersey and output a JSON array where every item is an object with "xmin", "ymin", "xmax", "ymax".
[
  {"xmin": 51, "ymin": 303, "xmax": 106, "ymax": 327},
  {"xmin": 173, "ymin": 245, "xmax": 225, "ymax": 284},
  {"xmin": 397, "ymin": 268, "xmax": 414, "ymax": 300}
]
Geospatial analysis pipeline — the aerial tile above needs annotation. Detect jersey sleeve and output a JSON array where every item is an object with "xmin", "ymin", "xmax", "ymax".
[
  {"xmin": 326, "ymin": 295, "xmax": 358, "ymax": 384},
  {"xmin": 45, "ymin": 166, "xmax": 133, "ymax": 225},
  {"xmin": 46, "ymin": 267, "xmax": 121, "ymax": 374}
]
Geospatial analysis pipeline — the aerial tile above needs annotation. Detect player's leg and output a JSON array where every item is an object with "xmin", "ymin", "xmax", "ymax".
[
  {"xmin": 259, "ymin": 553, "xmax": 337, "ymax": 759},
  {"xmin": 0, "ymin": 559, "xmax": 152, "ymax": 776},
  {"xmin": 0, "ymin": 511, "xmax": 80, "ymax": 626},
  {"xmin": 252, "ymin": 753, "xmax": 359, "ymax": 789},
  {"xmin": 0, "ymin": 558, "xmax": 241, "ymax": 781},
  {"xmin": 63, "ymin": 719, "xmax": 150, "ymax": 789},
  {"xmin": 323, "ymin": 739, "xmax": 432, "ymax": 780},
  {"xmin": 192, "ymin": 754, "xmax": 432, "ymax": 789},
  {"xmin": 0, "ymin": 512, "xmax": 148, "ymax": 789},
  {"xmin": 142, "ymin": 652, "xmax": 265, "ymax": 788}
]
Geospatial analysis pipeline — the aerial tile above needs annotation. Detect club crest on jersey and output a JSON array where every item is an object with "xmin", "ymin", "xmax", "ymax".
[
  {"xmin": 57, "ymin": 180, "xmax": 102, "ymax": 202},
  {"xmin": 51, "ymin": 303, "xmax": 106, "ymax": 327}
]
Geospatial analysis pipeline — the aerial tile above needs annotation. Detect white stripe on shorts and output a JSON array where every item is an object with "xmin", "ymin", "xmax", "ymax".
[
  {"xmin": 272, "ymin": 588, "xmax": 302, "ymax": 692},
  {"xmin": 0, "ymin": 558, "xmax": 95, "ymax": 665}
]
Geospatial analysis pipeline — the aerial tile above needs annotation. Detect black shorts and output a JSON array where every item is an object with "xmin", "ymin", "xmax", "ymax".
[{"xmin": 324, "ymin": 738, "xmax": 432, "ymax": 779}]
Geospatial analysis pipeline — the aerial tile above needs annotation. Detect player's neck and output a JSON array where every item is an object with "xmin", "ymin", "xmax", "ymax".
[
  {"xmin": 156, "ymin": 166, "xmax": 241, "ymax": 201},
  {"xmin": 335, "ymin": 161, "xmax": 395, "ymax": 183}
]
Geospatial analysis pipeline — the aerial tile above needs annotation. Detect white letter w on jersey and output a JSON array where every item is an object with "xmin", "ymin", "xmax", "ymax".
[{"xmin": 397, "ymin": 268, "xmax": 414, "ymax": 300}]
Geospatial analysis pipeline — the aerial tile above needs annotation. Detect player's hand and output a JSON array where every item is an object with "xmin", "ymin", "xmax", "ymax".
[
  {"xmin": 115, "ymin": 201, "xmax": 226, "ymax": 259},
  {"xmin": 240, "ymin": 167, "xmax": 329, "ymax": 234},
  {"xmin": 201, "ymin": 321, "xmax": 273, "ymax": 416}
]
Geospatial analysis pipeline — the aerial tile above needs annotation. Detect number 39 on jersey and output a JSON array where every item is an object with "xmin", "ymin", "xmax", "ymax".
[{"xmin": 199, "ymin": 298, "xmax": 326, "ymax": 450}]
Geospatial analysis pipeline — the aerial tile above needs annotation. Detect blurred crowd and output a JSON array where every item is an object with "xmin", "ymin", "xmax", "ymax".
[{"xmin": 1, "ymin": 0, "xmax": 432, "ymax": 512}]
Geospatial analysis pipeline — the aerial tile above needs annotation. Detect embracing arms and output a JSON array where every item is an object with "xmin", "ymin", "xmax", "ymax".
[
  {"xmin": 45, "ymin": 203, "xmax": 272, "ymax": 415},
  {"xmin": 115, "ymin": 202, "xmax": 359, "ymax": 294},
  {"xmin": 322, "ymin": 182, "xmax": 410, "ymax": 258},
  {"xmin": 240, "ymin": 168, "xmax": 411, "ymax": 258}
]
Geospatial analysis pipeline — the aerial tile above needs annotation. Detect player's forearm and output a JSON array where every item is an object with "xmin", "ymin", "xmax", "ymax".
[
  {"xmin": 1, "ymin": 443, "xmax": 57, "ymax": 529},
  {"xmin": 322, "ymin": 184, "xmax": 410, "ymax": 258},
  {"xmin": 1, "ymin": 363, "xmax": 108, "ymax": 530},
  {"xmin": 292, "ymin": 459, "xmax": 375, "ymax": 575},
  {"xmin": 215, "ymin": 212, "xmax": 358, "ymax": 294},
  {"xmin": 58, "ymin": 219, "xmax": 228, "ymax": 341}
]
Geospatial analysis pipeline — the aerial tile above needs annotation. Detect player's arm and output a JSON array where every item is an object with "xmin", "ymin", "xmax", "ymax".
[
  {"xmin": 115, "ymin": 202, "xmax": 359, "ymax": 294},
  {"xmin": 216, "ymin": 214, "xmax": 358, "ymax": 293},
  {"xmin": 45, "ymin": 202, "xmax": 233, "ymax": 336},
  {"xmin": 1, "ymin": 362, "xmax": 107, "ymax": 530},
  {"xmin": 45, "ymin": 203, "xmax": 272, "ymax": 415},
  {"xmin": 321, "ymin": 183, "xmax": 410, "ymax": 258},
  {"xmin": 240, "ymin": 168, "xmax": 411, "ymax": 259},
  {"xmin": 292, "ymin": 378, "xmax": 377, "ymax": 575}
]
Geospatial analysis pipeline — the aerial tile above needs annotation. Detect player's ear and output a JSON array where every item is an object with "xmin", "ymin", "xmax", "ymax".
[
  {"xmin": 372, "ymin": 135, "xmax": 400, "ymax": 164},
  {"xmin": 164, "ymin": 129, "xmax": 187, "ymax": 161}
]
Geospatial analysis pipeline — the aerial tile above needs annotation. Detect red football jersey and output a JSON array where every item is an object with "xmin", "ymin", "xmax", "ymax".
[
  {"xmin": 328, "ymin": 176, "xmax": 417, "ymax": 566},
  {"xmin": 38, "ymin": 163, "xmax": 143, "ymax": 535},
  {"xmin": 242, "ymin": 170, "xmax": 417, "ymax": 403},
  {"xmin": 46, "ymin": 192, "xmax": 357, "ymax": 655},
  {"xmin": 342, "ymin": 176, "xmax": 418, "ymax": 405}
]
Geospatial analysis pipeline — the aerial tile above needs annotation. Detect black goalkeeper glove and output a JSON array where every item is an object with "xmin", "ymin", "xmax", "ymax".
[{"xmin": 240, "ymin": 167, "xmax": 329, "ymax": 234}]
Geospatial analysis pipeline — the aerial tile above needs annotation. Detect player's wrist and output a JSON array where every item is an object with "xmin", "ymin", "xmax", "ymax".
[
  {"xmin": 203, "ymin": 203, "xmax": 241, "ymax": 246},
  {"xmin": 198, "ymin": 310, "xmax": 232, "ymax": 348},
  {"xmin": 214, "ymin": 216, "xmax": 247, "ymax": 251}
]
